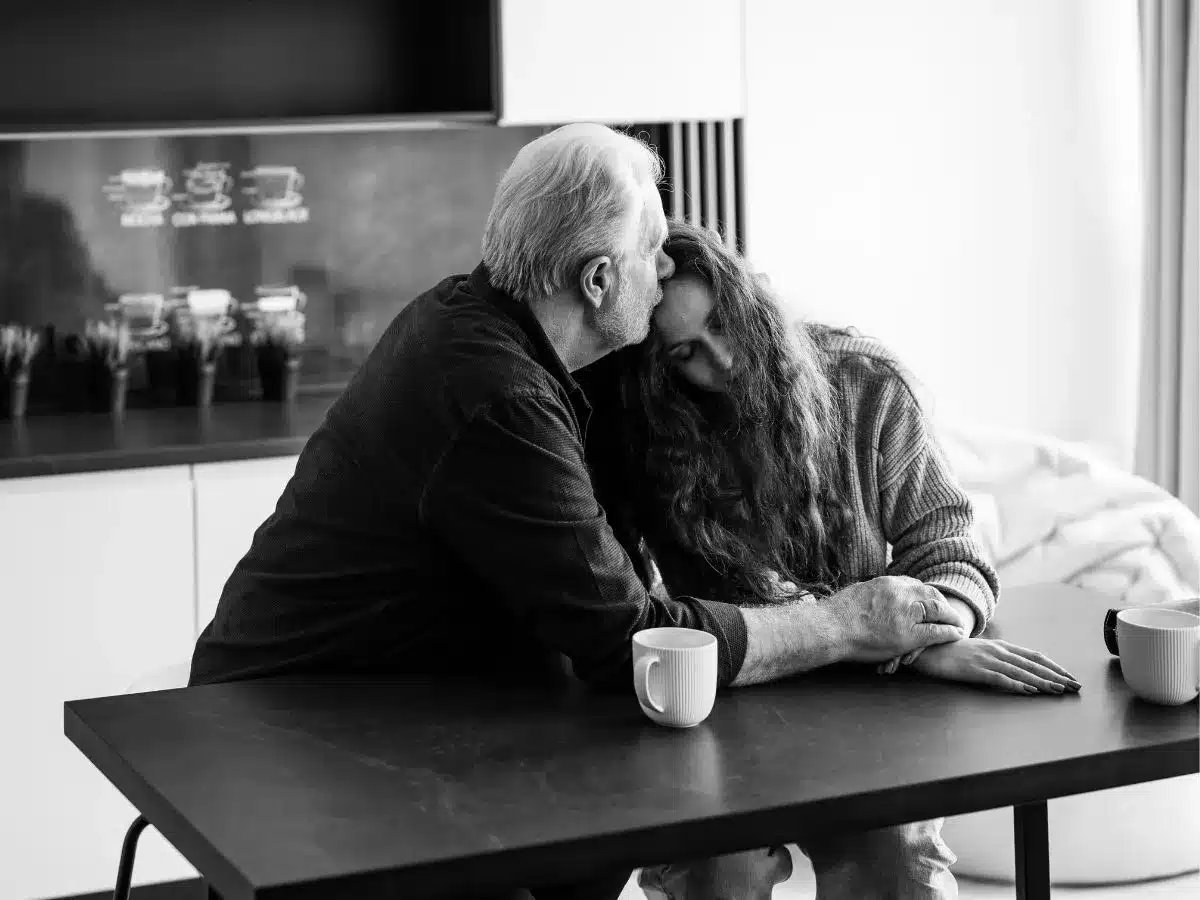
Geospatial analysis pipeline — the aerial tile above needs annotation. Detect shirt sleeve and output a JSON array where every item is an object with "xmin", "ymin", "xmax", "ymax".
[
  {"xmin": 419, "ymin": 390, "xmax": 748, "ymax": 689},
  {"xmin": 875, "ymin": 377, "xmax": 1000, "ymax": 636},
  {"xmin": 644, "ymin": 539, "xmax": 765, "ymax": 607}
]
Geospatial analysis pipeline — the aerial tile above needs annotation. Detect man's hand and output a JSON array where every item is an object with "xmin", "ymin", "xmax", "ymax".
[
  {"xmin": 907, "ymin": 638, "xmax": 1081, "ymax": 694},
  {"xmin": 832, "ymin": 575, "xmax": 967, "ymax": 664},
  {"xmin": 878, "ymin": 595, "xmax": 976, "ymax": 675}
]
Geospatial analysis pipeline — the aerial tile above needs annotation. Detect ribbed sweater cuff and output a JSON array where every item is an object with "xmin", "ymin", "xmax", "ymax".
[{"xmin": 928, "ymin": 575, "xmax": 996, "ymax": 637}]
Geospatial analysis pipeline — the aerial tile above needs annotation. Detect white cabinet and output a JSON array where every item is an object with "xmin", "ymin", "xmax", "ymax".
[
  {"xmin": 497, "ymin": 0, "xmax": 746, "ymax": 125},
  {"xmin": 0, "ymin": 454, "xmax": 298, "ymax": 898},
  {"xmin": 0, "ymin": 467, "xmax": 199, "ymax": 900},
  {"xmin": 193, "ymin": 457, "xmax": 300, "ymax": 636}
]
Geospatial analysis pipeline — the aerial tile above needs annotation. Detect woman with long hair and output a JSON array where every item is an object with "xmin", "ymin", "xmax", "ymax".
[{"xmin": 579, "ymin": 220, "xmax": 1078, "ymax": 899}]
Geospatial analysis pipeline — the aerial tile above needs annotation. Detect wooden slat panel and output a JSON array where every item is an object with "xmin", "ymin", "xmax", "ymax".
[
  {"xmin": 702, "ymin": 120, "xmax": 719, "ymax": 231},
  {"xmin": 686, "ymin": 120, "xmax": 701, "ymax": 226},
  {"xmin": 720, "ymin": 120, "xmax": 738, "ymax": 250},
  {"xmin": 669, "ymin": 121, "xmax": 685, "ymax": 221}
]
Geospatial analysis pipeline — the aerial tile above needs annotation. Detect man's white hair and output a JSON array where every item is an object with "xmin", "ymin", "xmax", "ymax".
[{"xmin": 482, "ymin": 123, "xmax": 664, "ymax": 302}]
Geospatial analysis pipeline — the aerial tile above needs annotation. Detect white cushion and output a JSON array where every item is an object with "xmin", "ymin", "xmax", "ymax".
[{"xmin": 937, "ymin": 424, "xmax": 1200, "ymax": 883}]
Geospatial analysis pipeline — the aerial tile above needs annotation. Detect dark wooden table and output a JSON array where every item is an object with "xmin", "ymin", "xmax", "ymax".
[{"xmin": 65, "ymin": 584, "xmax": 1198, "ymax": 900}]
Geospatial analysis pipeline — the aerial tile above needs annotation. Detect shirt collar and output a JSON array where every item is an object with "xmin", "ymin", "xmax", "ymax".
[{"xmin": 466, "ymin": 263, "xmax": 592, "ymax": 420}]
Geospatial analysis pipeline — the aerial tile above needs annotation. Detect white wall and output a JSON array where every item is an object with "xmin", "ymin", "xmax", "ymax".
[{"xmin": 743, "ymin": 0, "xmax": 1143, "ymax": 469}]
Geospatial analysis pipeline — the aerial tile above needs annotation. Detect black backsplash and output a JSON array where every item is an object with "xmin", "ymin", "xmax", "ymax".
[{"xmin": 0, "ymin": 124, "xmax": 544, "ymax": 407}]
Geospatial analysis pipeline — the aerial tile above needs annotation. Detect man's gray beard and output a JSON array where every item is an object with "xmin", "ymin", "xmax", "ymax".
[{"xmin": 591, "ymin": 280, "xmax": 650, "ymax": 351}]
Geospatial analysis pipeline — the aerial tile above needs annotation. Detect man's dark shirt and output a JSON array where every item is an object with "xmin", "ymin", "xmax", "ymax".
[{"xmin": 189, "ymin": 266, "xmax": 748, "ymax": 690}]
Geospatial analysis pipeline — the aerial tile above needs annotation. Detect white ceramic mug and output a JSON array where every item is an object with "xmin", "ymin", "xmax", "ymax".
[
  {"xmin": 632, "ymin": 627, "xmax": 717, "ymax": 728},
  {"xmin": 1116, "ymin": 608, "xmax": 1200, "ymax": 705}
]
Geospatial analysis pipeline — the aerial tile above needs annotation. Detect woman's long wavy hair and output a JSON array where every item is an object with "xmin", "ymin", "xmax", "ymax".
[{"xmin": 609, "ymin": 220, "xmax": 853, "ymax": 603}]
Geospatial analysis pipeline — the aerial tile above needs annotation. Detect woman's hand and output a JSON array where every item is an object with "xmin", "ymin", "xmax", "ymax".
[
  {"xmin": 903, "ymin": 638, "xmax": 1081, "ymax": 694},
  {"xmin": 876, "ymin": 647, "xmax": 925, "ymax": 675},
  {"xmin": 765, "ymin": 570, "xmax": 802, "ymax": 600}
]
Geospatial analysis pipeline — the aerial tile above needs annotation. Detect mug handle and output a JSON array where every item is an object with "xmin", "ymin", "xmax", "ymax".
[{"xmin": 634, "ymin": 654, "xmax": 664, "ymax": 714}]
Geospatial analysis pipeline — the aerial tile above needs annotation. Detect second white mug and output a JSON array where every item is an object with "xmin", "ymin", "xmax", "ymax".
[{"xmin": 1116, "ymin": 608, "xmax": 1200, "ymax": 705}]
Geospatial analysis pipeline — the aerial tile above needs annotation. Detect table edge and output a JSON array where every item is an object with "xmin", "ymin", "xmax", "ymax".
[
  {"xmin": 64, "ymin": 692, "xmax": 1198, "ymax": 899},
  {"xmin": 64, "ymin": 702, "xmax": 257, "ymax": 900}
]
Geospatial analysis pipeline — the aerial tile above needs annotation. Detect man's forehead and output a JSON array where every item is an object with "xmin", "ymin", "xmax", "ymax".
[{"xmin": 639, "ymin": 193, "xmax": 668, "ymax": 243}]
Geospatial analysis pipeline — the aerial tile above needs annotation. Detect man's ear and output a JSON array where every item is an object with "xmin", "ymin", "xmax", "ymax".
[{"xmin": 578, "ymin": 255, "xmax": 614, "ymax": 311}]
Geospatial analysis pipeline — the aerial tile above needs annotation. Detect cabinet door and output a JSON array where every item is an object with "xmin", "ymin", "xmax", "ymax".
[
  {"xmin": 0, "ymin": 467, "xmax": 199, "ymax": 900},
  {"xmin": 193, "ymin": 456, "xmax": 300, "ymax": 635},
  {"xmin": 497, "ymin": 0, "xmax": 745, "ymax": 125}
]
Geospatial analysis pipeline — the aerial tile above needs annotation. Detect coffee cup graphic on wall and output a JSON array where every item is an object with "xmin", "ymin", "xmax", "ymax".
[
  {"xmin": 183, "ymin": 162, "xmax": 234, "ymax": 212},
  {"xmin": 105, "ymin": 168, "xmax": 173, "ymax": 213},
  {"xmin": 107, "ymin": 293, "xmax": 170, "ymax": 351},
  {"xmin": 252, "ymin": 285, "xmax": 307, "ymax": 313},
  {"xmin": 242, "ymin": 165, "xmax": 306, "ymax": 210},
  {"xmin": 116, "ymin": 293, "xmax": 166, "ymax": 331},
  {"xmin": 183, "ymin": 289, "xmax": 241, "ymax": 346},
  {"xmin": 185, "ymin": 288, "xmax": 232, "ymax": 316}
]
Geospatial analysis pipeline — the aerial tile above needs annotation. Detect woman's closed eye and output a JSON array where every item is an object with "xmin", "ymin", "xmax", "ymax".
[{"xmin": 668, "ymin": 342, "xmax": 696, "ymax": 362}]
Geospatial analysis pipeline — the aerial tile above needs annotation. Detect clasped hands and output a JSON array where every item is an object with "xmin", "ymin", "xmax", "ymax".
[{"xmin": 768, "ymin": 573, "xmax": 1080, "ymax": 695}]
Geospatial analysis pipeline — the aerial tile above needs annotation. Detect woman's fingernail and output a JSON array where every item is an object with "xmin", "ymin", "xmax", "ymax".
[
  {"xmin": 1024, "ymin": 685, "xmax": 1038, "ymax": 693},
  {"xmin": 1052, "ymin": 684, "xmax": 1066, "ymax": 693}
]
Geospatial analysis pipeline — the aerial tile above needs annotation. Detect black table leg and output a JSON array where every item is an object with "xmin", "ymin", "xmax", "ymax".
[
  {"xmin": 112, "ymin": 815, "xmax": 149, "ymax": 900},
  {"xmin": 1013, "ymin": 800, "xmax": 1051, "ymax": 900}
]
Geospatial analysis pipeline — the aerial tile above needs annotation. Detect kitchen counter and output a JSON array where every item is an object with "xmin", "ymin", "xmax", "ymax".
[{"xmin": 0, "ymin": 393, "xmax": 338, "ymax": 479}]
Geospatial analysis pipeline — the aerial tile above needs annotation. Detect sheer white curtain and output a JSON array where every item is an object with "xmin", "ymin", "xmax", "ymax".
[{"xmin": 1136, "ymin": 0, "xmax": 1199, "ymax": 514}]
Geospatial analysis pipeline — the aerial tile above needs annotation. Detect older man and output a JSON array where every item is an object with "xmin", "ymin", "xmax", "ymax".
[{"xmin": 190, "ymin": 124, "xmax": 966, "ymax": 899}]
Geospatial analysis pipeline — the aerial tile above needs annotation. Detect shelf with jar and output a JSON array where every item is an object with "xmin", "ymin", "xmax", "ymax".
[
  {"xmin": 0, "ymin": 303, "xmax": 308, "ymax": 423},
  {"xmin": 0, "ymin": 325, "xmax": 41, "ymax": 419}
]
